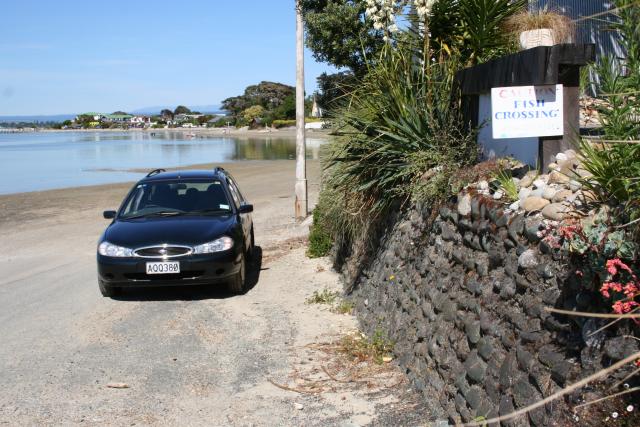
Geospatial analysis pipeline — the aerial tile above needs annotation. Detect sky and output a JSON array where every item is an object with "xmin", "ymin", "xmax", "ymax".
[{"xmin": 0, "ymin": 0, "xmax": 338, "ymax": 116}]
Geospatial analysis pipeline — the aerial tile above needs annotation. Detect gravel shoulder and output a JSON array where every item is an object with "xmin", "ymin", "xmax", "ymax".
[{"xmin": 0, "ymin": 160, "xmax": 429, "ymax": 426}]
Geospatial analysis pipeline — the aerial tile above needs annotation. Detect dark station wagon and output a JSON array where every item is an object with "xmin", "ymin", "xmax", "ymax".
[{"xmin": 97, "ymin": 167, "xmax": 254, "ymax": 297}]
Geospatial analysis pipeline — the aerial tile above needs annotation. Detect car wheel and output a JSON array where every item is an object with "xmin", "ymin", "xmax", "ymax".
[
  {"xmin": 227, "ymin": 254, "xmax": 246, "ymax": 294},
  {"xmin": 99, "ymin": 279, "xmax": 120, "ymax": 298}
]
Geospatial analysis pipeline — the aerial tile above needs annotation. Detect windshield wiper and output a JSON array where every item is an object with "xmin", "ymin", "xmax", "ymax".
[
  {"xmin": 185, "ymin": 208, "xmax": 232, "ymax": 215},
  {"xmin": 121, "ymin": 210, "xmax": 184, "ymax": 220}
]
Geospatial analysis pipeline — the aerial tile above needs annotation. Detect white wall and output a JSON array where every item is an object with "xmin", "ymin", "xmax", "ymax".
[{"xmin": 477, "ymin": 93, "xmax": 539, "ymax": 167}]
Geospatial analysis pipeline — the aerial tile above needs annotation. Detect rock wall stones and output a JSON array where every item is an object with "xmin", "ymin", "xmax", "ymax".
[
  {"xmin": 475, "ymin": 150, "xmax": 592, "ymax": 221},
  {"xmin": 349, "ymin": 195, "xmax": 635, "ymax": 426}
]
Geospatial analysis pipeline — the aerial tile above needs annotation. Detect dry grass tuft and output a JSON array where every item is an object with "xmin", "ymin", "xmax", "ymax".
[
  {"xmin": 268, "ymin": 330, "xmax": 402, "ymax": 397},
  {"xmin": 337, "ymin": 329, "xmax": 394, "ymax": 365},
  {"xmin": 505, "ymin": 10, "xmax": 574, "ymax": 44}
]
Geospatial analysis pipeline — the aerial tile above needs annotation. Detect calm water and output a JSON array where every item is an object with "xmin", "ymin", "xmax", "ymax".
[{"xmin": 0, "ymin": 131, "xmax": 325, "ymax": 194}]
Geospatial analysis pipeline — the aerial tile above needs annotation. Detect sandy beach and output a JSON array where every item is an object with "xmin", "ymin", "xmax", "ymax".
[{"xmin": 0, "ymin": 159, "xmax": 321, "ymax": 246}]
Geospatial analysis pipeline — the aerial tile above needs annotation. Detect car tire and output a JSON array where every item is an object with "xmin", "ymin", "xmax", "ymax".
[
  {"xmin": 246, "ymin": 226, "xmax": 255, "ymax": 260},
  {"xmin": 227, "ymin": 254, "xmax": 246, "ymax": 294},
  {"xmin": 99, "ymin": 279, "xmax": 120, "ymax": 298}
]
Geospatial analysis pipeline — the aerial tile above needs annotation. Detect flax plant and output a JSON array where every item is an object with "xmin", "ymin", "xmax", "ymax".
[
  {"xmin": 325, "ymin": 32, "xmax": 477, "ymax": 224},
  {"xmin": 576, "ymin": 0, "xmax": 640, "ymax": 232}
]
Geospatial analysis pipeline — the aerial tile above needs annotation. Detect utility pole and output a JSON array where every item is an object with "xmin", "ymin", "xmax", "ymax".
[{"xmin": 295, "ymin": 0, "xmax": 308, "ymax": 220}]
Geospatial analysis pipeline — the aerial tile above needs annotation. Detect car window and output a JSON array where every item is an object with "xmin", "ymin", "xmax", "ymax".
[
  {"xmin": 226, "ymin": 178, "xmax": 241, "ymax": 209},
  {"xmin": 119, "ymin": 180, "xmax": 232, "ymax": 218},
  {"xmin": 227, "ymin": 175, "xmax": 245, "ymax": 202}
]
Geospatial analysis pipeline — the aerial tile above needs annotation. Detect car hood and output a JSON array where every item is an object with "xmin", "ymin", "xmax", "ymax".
[{"xmin": 104, "ymin": 215, "xmax": 236, "ymax": 248}]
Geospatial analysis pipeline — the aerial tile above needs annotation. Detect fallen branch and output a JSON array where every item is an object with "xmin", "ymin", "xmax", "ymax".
[
  {"xmin": 609, "ymin": 367, "xmax": 640, "ymax": 391},
  {"xmin": 322, "ymin": 365, "xmax": 353, "ymax": 383},
  {"xmin": 267, "ymin": 378, "xmax": 325, "ymax": 395},
  {"xmin": 574, "ymin": 386, "xmax": 640, "ymax": 409},
  {"xmin": 545, "ymin": 307, "xmax": 640, "ymax": 319},
  {"xmin": 616, "ymin": 217, "xmax": 640, "ymax": 229},
  {"xmin": 462, "ymin": 351, "xmax": 640, "ymax": 426}
]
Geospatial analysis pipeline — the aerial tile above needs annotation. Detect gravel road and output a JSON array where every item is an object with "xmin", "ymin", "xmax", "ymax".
[{"xmin": 0, "ymin": 160, "xmax": 430, "ymax": 426}]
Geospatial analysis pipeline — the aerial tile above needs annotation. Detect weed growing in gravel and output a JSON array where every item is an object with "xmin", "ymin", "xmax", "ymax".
[
  {"xmin": 305, "ymin": 288, "xmax": 340, "ymax": 305},
  {"xmin": 493, "ymin": 168, "xmax": 520, "ymax": 203},
  {"xmin": 334, "ymin": 299, "xmax": 355, "ymax": 315},
  {"xmin": 306, "ymin": 289, "xmax": 356, "ymax": 315},
  {"xmin": 339, "ymin": 329, "xmax": 394, "ymax": 365}
]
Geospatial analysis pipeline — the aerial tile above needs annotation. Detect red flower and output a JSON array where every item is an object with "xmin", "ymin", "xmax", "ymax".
[
  {"xmin": 612, "ymin": 300, "xmax": 639, "ymax": 314},
  {"xmin": 606, "ymin": 259, "xmax": 634, "ymax": 277},
  {"xmin": 558, "ymin": 225, "xmax": 579, "ymax": 240},
  {"xmin": 624, "ymin": 282, "xmax": 639, "ymax": 298},
  {"xmin": 601, "ymin": 282, "xmax": 624, "ymax": 298},
  {"xmin": 613, "ymin": 301, "xmax": 624, "ymax": 314}
]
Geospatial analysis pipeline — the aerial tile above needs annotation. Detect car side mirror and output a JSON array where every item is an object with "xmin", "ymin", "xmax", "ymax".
[
  {"xmin": 239, "ymin": 204, "xmax": 253, "ymax": 214},
  {"xmin": 103, "ymin": 210, "xmax": 116, "ymax": 219}
]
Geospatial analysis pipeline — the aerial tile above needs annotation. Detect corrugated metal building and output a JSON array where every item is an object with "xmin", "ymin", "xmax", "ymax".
[{"xmin": 529, "ymin": 0, "xmax": 624, "ymax": 60}]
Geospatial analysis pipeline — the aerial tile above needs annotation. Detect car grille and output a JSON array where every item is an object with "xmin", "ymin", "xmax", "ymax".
[
  {"xmin": 124, "ymin": 271, "xmax": 205, "ymax": 281},
  {"xmin": 134, "ymin": 245, "xmax": 192, "ymax": 258}
]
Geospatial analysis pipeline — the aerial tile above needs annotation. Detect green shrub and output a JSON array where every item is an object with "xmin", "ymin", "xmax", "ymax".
[
  {"xmin": 308, "ymin": 225, "xmax": 332, "ymax": 258},
  {"xmin": 270, "ymin": 118, "xmax": 322, "ymax": 128},
  {"xmin": 307, "ymin": 199, "xmax": 333, "ymax": 258},
  {"xmin": 272, "ymin": 119, "xmax": 296, "ymax": 129},
  {"xmin": 213, "ymin": 116, "xmax": 235, "ymax": 127},
  {"xmin": 242, "ymin": 105, "xmax": 266, "ymax": 123}
]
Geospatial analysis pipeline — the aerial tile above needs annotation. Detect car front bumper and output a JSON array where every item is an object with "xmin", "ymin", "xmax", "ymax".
[{"xmin": 97, "ymin": 250, "xmax": 241, "ymax": 287}]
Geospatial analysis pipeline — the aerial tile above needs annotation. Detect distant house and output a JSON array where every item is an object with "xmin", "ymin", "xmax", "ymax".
[
  {"xmin": 76, "ymin": 112, "xmax": 104, "ymax": 121},
  {"xmin": 102, "ymin": 114, "xmax": 133, "ymax": 124},
  {"xmin": 311, "ymin": 95, "xmax": 323, "ymax": 118},
  {"xmin": 173, "ymin": 113, "xmax": 203, "ymax": 123},
  {"xmin": 130, "ymin": 115, "xmax": 151, "ymax": 126}
]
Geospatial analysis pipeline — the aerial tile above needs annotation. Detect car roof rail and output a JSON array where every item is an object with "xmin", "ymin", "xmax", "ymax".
[{"xmin": 146, "ymin": 168, "xmax": 166, "ymax": 177}]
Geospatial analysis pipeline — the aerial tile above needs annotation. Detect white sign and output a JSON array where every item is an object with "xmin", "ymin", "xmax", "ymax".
[{"xmin": 491, "ymin": 84, "xmax": 563, "ymax": 139}]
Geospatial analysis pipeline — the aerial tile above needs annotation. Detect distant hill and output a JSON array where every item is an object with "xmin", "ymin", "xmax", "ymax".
[
  {"xmin": 129, "ymin": 104, "xmax": 224, "ymax": 115},
  {"xmin": 0, "ymin": 104, "xmax": 225, "ymax": 123},
  {"xmin": 0, "ymin": 114, "xmax": 75, "ymax": 123}
]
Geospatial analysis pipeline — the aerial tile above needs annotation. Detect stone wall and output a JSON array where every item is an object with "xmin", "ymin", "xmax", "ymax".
[{"xmin": 349, "ymin": 193, "xmax": 637, "ymax": 426}]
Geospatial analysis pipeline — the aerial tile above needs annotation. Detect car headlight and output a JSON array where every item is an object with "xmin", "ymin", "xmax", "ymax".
[
  {"xmin": 98, "ymin": 241, "xmax": 134, "ymax": 257},
  {"xmin": 193, "ymin": 236, "xmax": 233, "ymax": 254}
]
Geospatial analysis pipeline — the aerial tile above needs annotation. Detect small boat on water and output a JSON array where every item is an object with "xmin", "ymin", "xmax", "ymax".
[{"xmin": 185, "ymin": 132, "xmax": 196, "ymax": 138}]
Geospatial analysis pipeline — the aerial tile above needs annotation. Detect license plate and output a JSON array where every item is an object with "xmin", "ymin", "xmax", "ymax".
[{"xmin": 146, "ymin": 262, "xmax": 180, "ymax": 274}]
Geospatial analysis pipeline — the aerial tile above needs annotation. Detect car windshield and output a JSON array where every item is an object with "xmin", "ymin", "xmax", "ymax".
[{"xmin": 119, "ymin": 180, "xmax": 232, "ymax": 219}]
